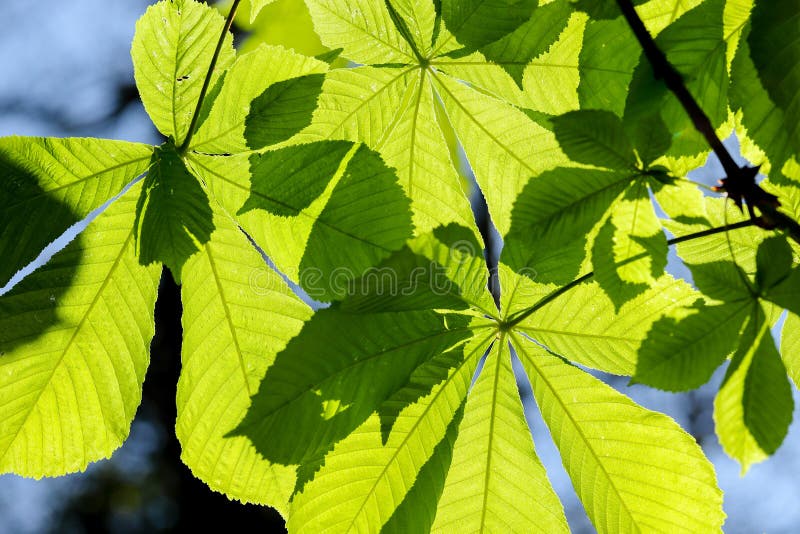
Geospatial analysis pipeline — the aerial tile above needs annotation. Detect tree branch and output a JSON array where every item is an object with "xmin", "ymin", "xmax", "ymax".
[{"xmin": 616, "ymin": 0, "xmax": 800, "ymax": 244}]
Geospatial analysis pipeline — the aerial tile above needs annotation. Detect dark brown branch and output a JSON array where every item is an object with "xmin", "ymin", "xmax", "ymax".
[{"xmin": 616, "ymin": 0, "xmax": 800, "ymax": 244}]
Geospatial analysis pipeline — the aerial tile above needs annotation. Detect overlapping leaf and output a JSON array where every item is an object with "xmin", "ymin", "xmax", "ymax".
[
  {"xmin": 287, "ymin": 332, "xmax": 490, "ymax": 533},
  {"xmin": 624, "ymin": 0, "xmax": 729, "ymax": 157},
  {"xmin": 300, "ymin": 0, "xmax": 572, "ymax": 237},
  {"xmin": 3, "ymin": 0, "xmax": 796, "ymax": 531},
  {"xmin": 747, "ymin": 0, "xmax": 800, "ymax": 170}
]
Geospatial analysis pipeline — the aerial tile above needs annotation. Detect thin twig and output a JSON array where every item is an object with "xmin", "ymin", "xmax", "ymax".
[
  {"xmin": 179, "ymin": 0, "xmax": 242, "ymax": 153},
  {"xmin": 503, "ymin": 220, "xmax": 757, "ymax": 329}
]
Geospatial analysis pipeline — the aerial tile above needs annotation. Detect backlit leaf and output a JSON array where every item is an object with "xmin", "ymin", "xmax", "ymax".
[
  {"xmin": 517, "ymin": 338, "xmax": 725, "ymax": 534},
  {"xmin": 714, "ymin": 307, "xmax": 794, "ymax": 473},
  {"xmin": 132, "ymin": 0, "xmax": 235, "ymax": 145},
  {"xmin": 432, "ymin": 340, "xmax": 568, "ymax": 533},
  {"xmin": 177, "ymin": 206, "xmax": 310, "ymax": 508},
  {"xmin": 0, "ymin": 137, "xmax": 153, "ymax": 287},
  {"xmin": 0, "ymin": 184, "xmax": 161, "ymax": 477}
]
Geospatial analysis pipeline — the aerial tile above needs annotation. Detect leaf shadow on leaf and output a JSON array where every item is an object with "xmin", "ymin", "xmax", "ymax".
[
  {"xmin": 440, "ymin": 0, "xmax": 537, "ymax": 55},
  {"xmin": 239, "ymin": 141, "xmax": 353, "ymax": 217},
  {"xmin": 685, "ymin": 260, "xmax": 754, "ymax": 302},
  {"xmin": 591, "ymin": 217, "xmax": 649, "ymax": 310},
  {"xmin": 0, "ymin": 232, "xmax": 82, "ymax": 355},
  {"xmin": 0, "ymin": 156, "xmax": 81, "ymax": 288},
  {"xmin": 244, "ymin": 73, "xmax": 326, "ymax": 150},
  {"xmin": 133, "ymin": 146, "xmax": 214, "ymax": 282},
  {"xmin": 193, "ymin": 70, "xmax": 228, "ymax": 136},
  {"xmin": 633, "ymin": 302, "xmax": 745, "ymax": 391},
  {"xmin": 380, "ymin": 400, "xmax": 466, "ymax": 534},
  {"xmin": 503, "ymin": 167, "xmax": 631, "ymax": 285},
  {"xmin": 229, "ymin": 302, "xmax": 473, "ymax": 494},
  {"xmin": 297, "ymin": 145, "xmax": 414, "ymax": 301}
]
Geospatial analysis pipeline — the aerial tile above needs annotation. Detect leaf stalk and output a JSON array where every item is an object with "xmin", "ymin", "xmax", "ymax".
[
  {"xmin": 503, "ymin": 220, "xmax": 757, "ymax": 329},
  {"xmin": 179, "ymin": 0, "xmax": 242, "ymax": 153}
]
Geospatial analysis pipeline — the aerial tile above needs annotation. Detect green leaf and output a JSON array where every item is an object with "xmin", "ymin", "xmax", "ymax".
[
  {"xmin": 232, "ymin": 309, "xmax": 477, "ymax": 467},
  {"xmin": 630, "ymin": 114, "xmax": 672, "ymax": 167},
  {"xmin": 432, "ymin": 340, "xmax": 568, "ymax": 533},
  {"xmin": 714, "ymin": 307, "xmax": 794, "ymax": 473},
  {"xmin": 305, "ymin": 0, "xmax": 414, "ymax": 63},
  {"xmin": 755, "ymin": 236, "xmax": 794, "ymax": 292},
  {"xmin": 302, "ymin": 1, "xmax": 572, "ymax": 237},
  {"xmin": 503, "ymin": 167, "xmax": 631, "ymax": 284},
  {"xmin": 634, "ymin": 302, "xmax": 750, "ymax": 391},
  {"xmin": 763, "ymin": 267, "xmax": 800, "ymax": 316},
  {"xmin": 177, "ymin": 206, "xmax": 310, "ymax": 509},
  {"xmin": 190, "ymin": 44, "xmax": 328, "ymax": 154},
  {"xmin": 599, "ymin": 180, "xmax": 668, "ymax": 286},
  {"xmin": 188, "ymin": 146, "xmax": 411, "ymax": 300},
  {"xmin": 523, "ymin": 11, "xmax": 585, "ymax": 115},
  {"xmin": 339, "ymin": 226, "xmax": 496, "ymax": 315},
  {"xmin": 782, "ymin": 313, "xmax": 800, "ymax": 388},
  {"xmin": 509, "ymin": 270, "xmax": 699, "ymax": 375},
  {"xmin": 380, "ymin": 401, "xmax": 464, "ymax": 534},
  {"xmin": 516, "ymin": 337, "xmax": 725, "ymax": 534},
  {"xmin": 665, "ymin": 198, "xmax": 768, "ymax": 292},
  {"xmin": 250, "ymin": 0, "xmax": 278, "ymax": 23},
  {"xmin": 433, "ymin": 72, "xmax": 565, "ymax": 235},
  {"xmin": 0, "ymin": 183, "xmax": 161, "ymax": 477},
  {"xmin": 300, "ymin": 66, "xmax": 478, "ymax": 237},
  {"xmin": 730, "ymin": 20, "xmax": 795, "ymax": 178},
  {"xmin": 748, "ymin": 0, "xmax": 800, "ymax": 160},
  {"xmin": 131, "ymin": 0, "xmax": 235, "ymax": 145},
  {"xmin": 686, "ymin": 261, "xmax": 754, "ymax": 303},
  {"xmin": 0, "ymin": 137, "xmax": 153, "ymax": 287},
  {"xmin": 552, "ymin": 110, "xmax": 637, "ymax": 171},
  {"xmin": 222, "ymin": 142, "xmax": 413, "ymax": 300},
  {"xmin": 479, "ymin": 1, "xmax": 574, "ymax": 87},
  {"xmin": 244, "ymin": 73, "xmax": 326, "ymax": 149},
  {"xmin": 286, "ymin": 330, "xmax": 490, "ymax": 533},
  {"xmin": 577, "ymin": 16, "xmax": 639, "ymax": 116},
  {"xmin": 438, "ymin": 0, "xmax": 537, "ymax": 53},
  {"xmin": 134, "ymin": 145, "xmax": 214, "ymax": 281},
  {"xmin": 384, "ymin": 0, "xmax": 437, "ymax": 57},
  {"xmin": 239, "ymin": 141, "xmax": 354, "ymax": 216}
]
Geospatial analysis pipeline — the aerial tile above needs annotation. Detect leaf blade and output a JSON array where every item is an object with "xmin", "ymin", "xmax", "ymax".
[
  {"xmin": 131, "ymin": 0, "xmax": 235, "ymax": 144},
  {"xmin": 177, "ymin": 205, "xmax": 311, "ymax": 508},
  {"xmin": 0, "ymin": 137, "xmax": 153, "ymax": 287},
  {"xmin": 516, "ymin": 336, "xmax": 725, "ymax": 534},
  {"xmin": 0, "ymin": 184, "xmax": 161, "ymax": 477},
  {"xmin": 432, "ymin": 340, "xmax": 568, "ymax": 533}
]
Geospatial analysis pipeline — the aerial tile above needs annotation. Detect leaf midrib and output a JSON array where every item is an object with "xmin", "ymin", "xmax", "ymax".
[
  {"xmin": 0, "ymin": 228, "xmax": 138, "ymax": 462},
  {"xmin": 512, "ymin": 333, "xmax": 639, "ymax": 534},
  {"xmin": 340, "ymin": 329, "xmax": 495, "ymax": 533}
]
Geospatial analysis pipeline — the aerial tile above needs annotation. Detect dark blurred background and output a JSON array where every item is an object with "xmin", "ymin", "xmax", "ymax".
[{"xmin": 1, "ymin": 1, "xmax": 799, "ymax": 533}]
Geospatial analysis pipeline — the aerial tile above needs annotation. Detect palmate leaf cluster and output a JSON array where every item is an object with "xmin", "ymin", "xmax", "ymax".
[{"xmin": 1, "ymin": 0, "xmax": 800, "ymax": 531}]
